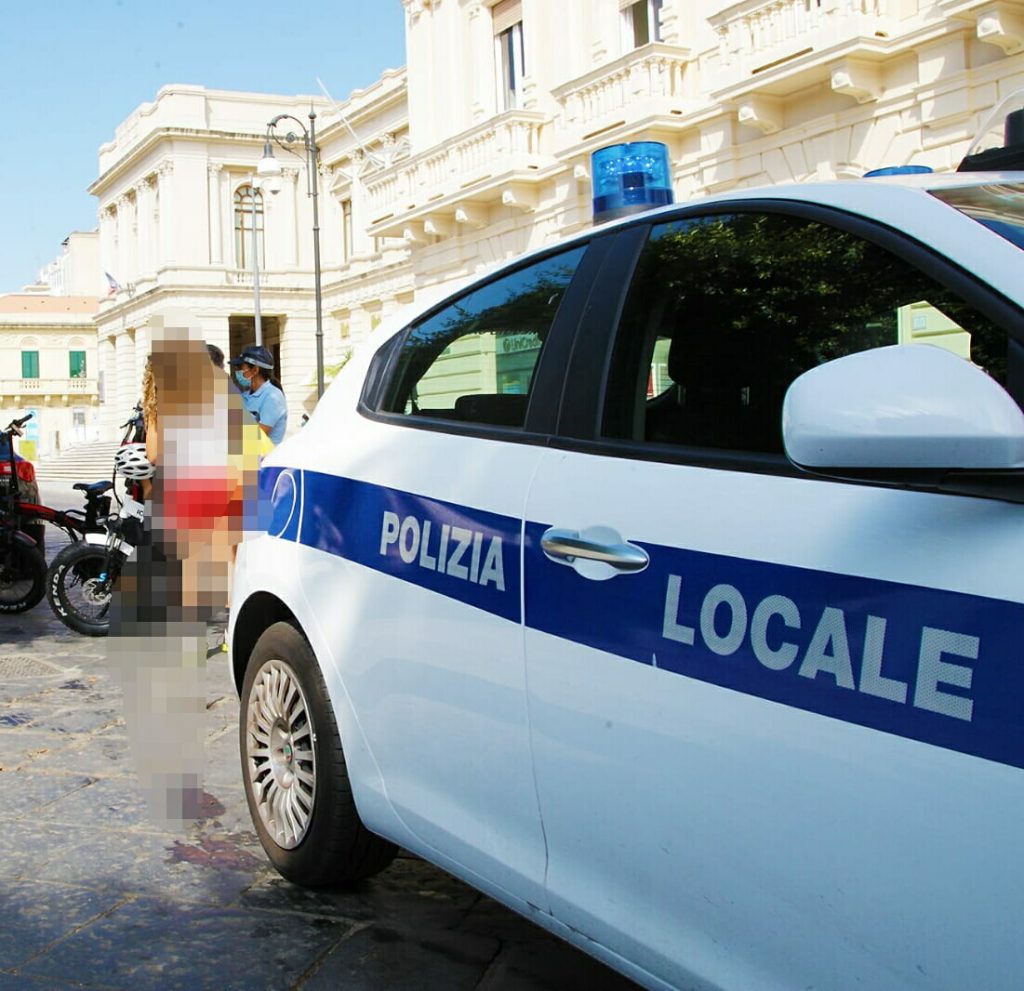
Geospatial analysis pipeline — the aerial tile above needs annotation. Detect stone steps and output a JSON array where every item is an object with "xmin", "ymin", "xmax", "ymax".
[{"xmin": 34, "ymin": 441, "xmax": 122, "ymax": 482}]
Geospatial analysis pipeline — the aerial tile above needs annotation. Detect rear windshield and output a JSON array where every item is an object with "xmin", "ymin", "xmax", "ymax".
[{"xmin": 930, "ymin": 182, "xmax": 1024, "ymax": 250}]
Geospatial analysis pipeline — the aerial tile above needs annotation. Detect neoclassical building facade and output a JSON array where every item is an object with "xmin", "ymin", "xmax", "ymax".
[
  {"xmin": 91, "ymin": 0, "xmax": 1024, "ymax": 439},
  {"xmin": 0, "ymin": 293, "xmax": 101, "ymax": 458}
]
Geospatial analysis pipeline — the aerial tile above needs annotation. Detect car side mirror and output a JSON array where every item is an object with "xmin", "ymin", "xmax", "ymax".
[{"xmin": 783, "ymin": 345, "xmax": 1024, "ymax": 499}]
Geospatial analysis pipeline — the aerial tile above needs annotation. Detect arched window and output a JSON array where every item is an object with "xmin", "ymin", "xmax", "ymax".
[{"xmin": 234, "ymin": 184, "xmax": 265, "ymax": 269}]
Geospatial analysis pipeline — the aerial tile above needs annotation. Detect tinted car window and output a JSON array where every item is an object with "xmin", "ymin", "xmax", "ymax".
[
  {"xmin": 381, "ymin": 246, "xmax": 586, "ymax": 429},
  {"xmin": 603, "ymin": 211, "xmax": 1008, "ymax": 454}
]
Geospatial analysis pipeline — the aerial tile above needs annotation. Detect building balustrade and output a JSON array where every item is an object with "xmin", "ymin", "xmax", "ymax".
[
  {"xmin": 363, "ymin": 110, "xmax": 549, "ymax": 236},
  {"xmin": 0, "ymin": 378, "xmax": 99, "ymax": 397},
  {"xmin": 553, "ymin": 43, "xmax": 693, "ymax": 149},
  {"xmin": 711, "ymin": 0, "xmax": 892, "ymax": 97}
]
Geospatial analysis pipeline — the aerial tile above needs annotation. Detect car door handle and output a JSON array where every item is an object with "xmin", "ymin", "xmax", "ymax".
[{"xmin": 541, "ymin": 527, "xmax": 649, "ymax": 574}]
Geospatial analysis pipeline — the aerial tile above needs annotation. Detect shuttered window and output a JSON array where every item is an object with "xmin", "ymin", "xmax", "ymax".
[
  {"xmin": 493, "ymin": 1, "xmax": 525, "ymax": 111},
  {"xmin": 492, "ymin": 0, "xmax": 521, "ymax": 34}
]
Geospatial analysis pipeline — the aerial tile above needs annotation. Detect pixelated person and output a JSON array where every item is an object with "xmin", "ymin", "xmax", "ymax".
[{"xmin": 109, "ymin": 316, "xmax": 244, "ymax": 827}]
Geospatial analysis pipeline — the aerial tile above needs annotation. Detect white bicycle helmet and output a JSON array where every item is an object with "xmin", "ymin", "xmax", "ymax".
[{"xmin": 114, "ymin": 442, "xmax": 155, "ymax": 480}]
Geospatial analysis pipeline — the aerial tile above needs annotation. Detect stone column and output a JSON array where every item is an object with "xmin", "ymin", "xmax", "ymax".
[
  {"xmin": 99, "ymin": 207, "xmax": 116, "ymax": 284},
  {"xmin": 279, "ymin": 314, "xmax": 318, "ymax": 423},
  {"xmin": 157, "ymin": 161, "xmax": 175, "ymax": 263},
  {"xmin": 135, "ymin": 177, "xmax": 154, "ymax": 278},
  {"xmin": 283, "ymin": 166, "xmax": 300, "ymax": 268},
  {"xmin": 98, "ymin": 333, "xmax": 119, "ymax": 439},
  {"xmin": 134, "ymin": 323, "xmax": 149, "ymax": 397},
  {"xmin": 208, "ymin": 163, "xmax": 224, "ymax": 265},
  {"xmin": 468, "ymin": 0, "xmax": 492, "ymax": 121},
  {"xmin": 659, "ymin": 0, "xmax": 682, "ymax": 45},
  {"xmin": 320, "ymin": 168, "xmax": 343, "ymax": 268},
  {"xmin": 199, "ymin": 315, "xmax": 230, "ymax": 357},
  {"xmin": 115, "ymin": 327, "xmax": 138, "ymax": 420},
  {"xmin": 593, "ymin": 0, "xmax": 619, "ymax": 63},
  {"xmin": 220, "ymin": 169, "xmax": 233, "ymax": 268},
  {"xmin": 129, "ymin": 192, "xmax": 140, "ymax": 284},
  {"xmin": 115, "ymin": 195, "xmax": 130, "ymax": 285},
  {"xmin": 348, "ymin": 155, "xmax": 373, "ymax": 258}
]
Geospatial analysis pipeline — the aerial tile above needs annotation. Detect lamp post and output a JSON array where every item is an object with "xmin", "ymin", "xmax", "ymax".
[
  {"xmin": 257, "ymin": 110, "xmax": 325, "ymax": 399},
  {"xmin": 251, "ymin": 177, "xmax": 263, "ymax": 347}
]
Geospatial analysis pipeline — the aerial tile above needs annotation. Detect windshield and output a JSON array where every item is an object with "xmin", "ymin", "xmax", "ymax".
[{"xmin": 930, "ymin": 182, "xmax": 1024, "ymax": 250}]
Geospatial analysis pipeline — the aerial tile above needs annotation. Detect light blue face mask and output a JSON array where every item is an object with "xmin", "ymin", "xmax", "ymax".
[{"xmin": 234, "ymin": 370, "xmax": 250, "ymax": 390}]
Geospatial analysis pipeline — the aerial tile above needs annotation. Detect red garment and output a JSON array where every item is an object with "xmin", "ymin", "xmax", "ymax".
[{"xmin": 161, "ymin": 471, "xmax": 234, "ymax": 530}]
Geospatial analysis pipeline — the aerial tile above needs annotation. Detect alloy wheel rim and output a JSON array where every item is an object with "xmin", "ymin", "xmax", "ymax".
[{"xmin": 245, "ymin": 658, "xmax": 316, "ymax": 849}]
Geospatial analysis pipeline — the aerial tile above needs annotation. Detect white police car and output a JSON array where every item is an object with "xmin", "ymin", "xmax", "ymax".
[{"xmin": 230, "ymin": 151, "xmax": 1024, "ymax": 989}]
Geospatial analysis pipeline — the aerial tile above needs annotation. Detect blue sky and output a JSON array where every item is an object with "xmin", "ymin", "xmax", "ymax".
[{"xmin": 0, "ymin": 1, "xmax": 407, "ymax": 292}]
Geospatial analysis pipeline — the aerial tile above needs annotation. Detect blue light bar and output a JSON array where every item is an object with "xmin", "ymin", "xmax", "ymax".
[
  {"xmin": 592, "ymin": 142, "xmax": 674, "ymax": 224},
  {"xmin": 863, "ymin": 165, "xmax": 934, "ymax": 177}
]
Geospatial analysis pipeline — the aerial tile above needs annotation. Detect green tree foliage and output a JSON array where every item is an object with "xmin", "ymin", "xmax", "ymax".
[
  {"xmin": 638, "ymin": 212, "xmax": 1000, "ymax": 369},
  {"xmin": 609, "ymin": 211, "xmax": 1007, "ymax": 451}
]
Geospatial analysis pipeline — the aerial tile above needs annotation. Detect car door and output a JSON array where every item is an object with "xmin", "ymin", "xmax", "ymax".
[
  {"xmin": 298, "ymin": 241, "xmax": 604, "ymax": 907},
  {"xmin": 522, "ymin": 206, "xmax": 1024, "ymax": 990}
]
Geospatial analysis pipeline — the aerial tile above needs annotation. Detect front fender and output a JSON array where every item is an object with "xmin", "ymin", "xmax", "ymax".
[
  {"xmin": 83, "ymin": 532, "xmax": 135, "ymax": 556},
  {"xmin": 10, "ymin": 529, "xmax": 38, "ymax": 549}
]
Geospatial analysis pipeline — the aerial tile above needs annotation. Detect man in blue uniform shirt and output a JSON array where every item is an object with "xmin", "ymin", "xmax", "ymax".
[{"xmin": 229, "ymin": 345, "xmax": 288, "ymax": 445}]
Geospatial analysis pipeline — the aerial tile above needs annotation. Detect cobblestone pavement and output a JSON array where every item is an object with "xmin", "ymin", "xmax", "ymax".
[{"xmin": 0, "ymin": 483, "xmax": 639, "ymax": 991}]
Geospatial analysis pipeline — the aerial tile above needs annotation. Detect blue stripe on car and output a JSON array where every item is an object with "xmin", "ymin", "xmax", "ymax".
[{"xmin": 263, "ymin": 468, "xmax": 1024, "ymax": 770}]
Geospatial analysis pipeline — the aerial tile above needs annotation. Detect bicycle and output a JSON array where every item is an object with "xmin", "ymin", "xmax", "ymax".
[
  {"xmin": 45, "ymin": 405, "xmax": 149, "ymax": 636},
  {"xmin": 0, "ymin": 414, "xmax": 47, "ymax": 613}
]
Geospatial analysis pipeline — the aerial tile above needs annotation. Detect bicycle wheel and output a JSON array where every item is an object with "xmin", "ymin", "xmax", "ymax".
[
  {"xmin": 0, "ymin": 538, "xmax": 47, "ymax": 613},
  {"xmin": 46, "ymin": 541, "xmax": 123, "ymax": 636}
]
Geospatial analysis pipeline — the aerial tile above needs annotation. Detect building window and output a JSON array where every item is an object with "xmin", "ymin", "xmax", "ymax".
[
  {"xmin": 69, "ymin": 350, "xmax": 87, "ymax": 379},
  {"xmin": 622, "ymin": 0, "xmax": 663, "ymax": 49},
  {"xmin": 234, "ymin": 184, "xmax": 265, "ymax": 269},
  {"xmin": 493, "ymin": 0, "xmax": 524, "ymax": 111},
  {"xmin": 342, "ymin": 199, "xmax": 353, "ymax": 262},
  {"xmin": 21, "ymin": 351, "xmax": 39, "ymax": 379}
]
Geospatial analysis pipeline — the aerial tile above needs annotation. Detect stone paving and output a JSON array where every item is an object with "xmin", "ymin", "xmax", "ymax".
[{"xmin": 0, "ymin": 483, "xmax": 639, "ymax": 991}]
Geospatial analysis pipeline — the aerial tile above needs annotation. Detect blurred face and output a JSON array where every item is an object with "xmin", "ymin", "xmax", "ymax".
[{"xmin": 152, "ymin": 342, "xmax": 215, "ymax": 415}]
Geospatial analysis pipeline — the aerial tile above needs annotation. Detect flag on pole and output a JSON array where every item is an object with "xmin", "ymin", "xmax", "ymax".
[{"xmin": 105, "ymin": 272, "xmax": 121, "ymax": 296}]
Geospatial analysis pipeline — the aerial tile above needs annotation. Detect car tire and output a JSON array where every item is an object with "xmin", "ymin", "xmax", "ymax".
[{"xmin": 240, "ymin": 621, "xmax": 398, "ymax": 887}]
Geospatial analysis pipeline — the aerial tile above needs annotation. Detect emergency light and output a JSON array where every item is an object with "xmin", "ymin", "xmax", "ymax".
[
  {"xmin": 958, "ymin": 89, "xmax": 1024, "ymax": 172},
  {"xmin": 592, "ymin": 142, "xmax": 674, "ymax": 225},
  {"xmin": 864, "ymin": 165, "xmax": 934, "ymax": 178}
]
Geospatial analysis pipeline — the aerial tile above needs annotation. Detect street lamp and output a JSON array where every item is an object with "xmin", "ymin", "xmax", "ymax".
[
  {"xmin": 250, "ymin": 176, "xmax": 263, "ymax": 347},
  {"xmin": 257, "ymin": 111, "xmax": 325, "ymax": 399}
]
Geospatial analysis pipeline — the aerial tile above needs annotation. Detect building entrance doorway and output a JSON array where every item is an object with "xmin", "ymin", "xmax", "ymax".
[{"xmin": 229, "ymin": 315, "xmax": 281, "ymax": 379}]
